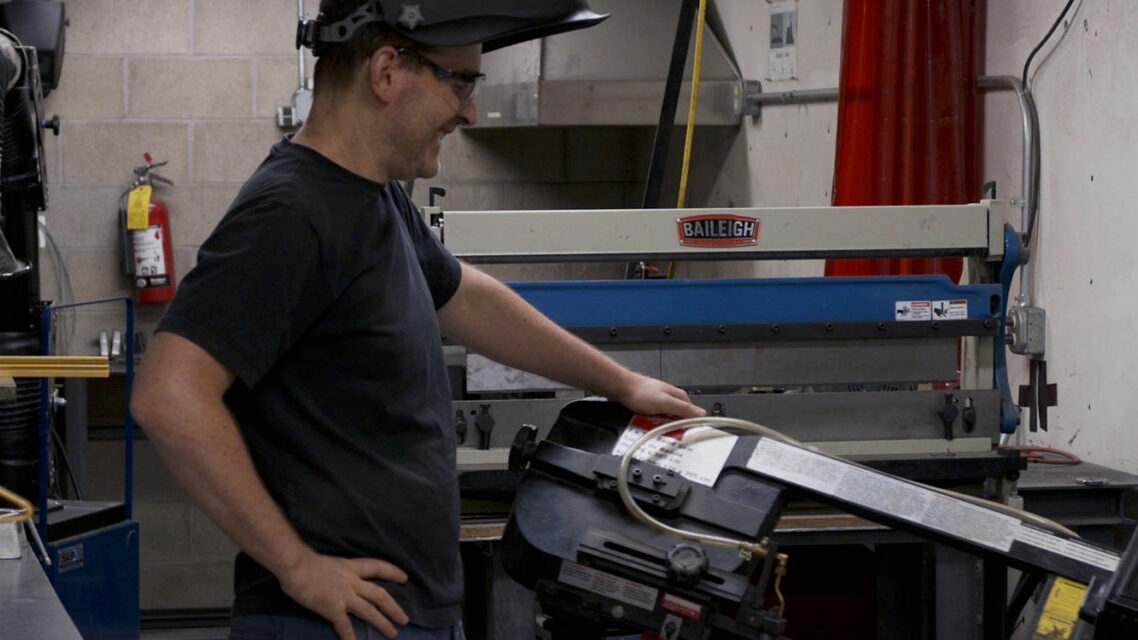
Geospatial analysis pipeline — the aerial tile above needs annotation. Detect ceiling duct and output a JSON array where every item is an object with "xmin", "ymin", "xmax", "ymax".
[{"xmin": 473, "ymin": 0, "xmax": 746, "ymax": 128}]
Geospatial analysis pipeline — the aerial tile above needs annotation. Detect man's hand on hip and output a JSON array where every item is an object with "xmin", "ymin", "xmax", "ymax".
[{"xmin": 278, "ymin": 548, "xmax": 410, "ymax": 640}]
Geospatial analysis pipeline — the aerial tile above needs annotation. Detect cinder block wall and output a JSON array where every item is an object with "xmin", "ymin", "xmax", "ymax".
[
  {"xmin": 43, "ymin": 0, "xmax": 327, "ymax": 612},
  {"xmin": 43, "ymin": 0, "xmax": 655, "ymax": 612},
  {"xmin": 41, "ymin": 0, "xmax": 326, "ymax": 355}
]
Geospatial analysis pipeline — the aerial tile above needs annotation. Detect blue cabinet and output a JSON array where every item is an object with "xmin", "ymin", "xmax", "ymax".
[{"xmin": 46, "ymin": 519, "xmax": 140, "ymax": 640}]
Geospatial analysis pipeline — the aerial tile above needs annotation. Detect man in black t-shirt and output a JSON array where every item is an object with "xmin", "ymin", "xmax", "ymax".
[{"xmin": 130, "ymin": 3, "xmax": 706, "ymax": 640}]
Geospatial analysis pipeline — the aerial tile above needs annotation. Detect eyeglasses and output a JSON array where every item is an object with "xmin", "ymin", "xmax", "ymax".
[{"xmin": 396, "ymin": 47, "xmax": 486, "ymax": 110}]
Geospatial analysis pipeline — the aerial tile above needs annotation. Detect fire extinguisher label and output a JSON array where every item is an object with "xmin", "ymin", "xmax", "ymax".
[
  {"xmin": 126, "ymin": 185, "xmax": 152, "ymax": 230},
  {"xmin": 132, "ymin": 225, "xmax": 168, "ymax": 288}
]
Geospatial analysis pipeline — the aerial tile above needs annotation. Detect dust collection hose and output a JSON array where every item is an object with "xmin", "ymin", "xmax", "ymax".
[
  {"xmin": 616, "ymin": 416, "xmax": 1078, "ymax": 561},
  {"xmin": 0, "ymin": 32, "xmax": 18, "ymax": 277},
  {"xmin": 0, "ymin": 31, "xmax": 33, "ymax": 184}
]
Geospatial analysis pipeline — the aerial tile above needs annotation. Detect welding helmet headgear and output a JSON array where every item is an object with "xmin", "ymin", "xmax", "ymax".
[{"xmin": 297, "ymin": 0, "xmax": 608, "ymax": 55}]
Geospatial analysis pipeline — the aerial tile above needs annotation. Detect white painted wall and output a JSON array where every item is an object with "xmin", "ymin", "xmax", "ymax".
[
  {"xmin": 706, "ymin": 0, "xmax": 843, "ymax": 279},
  {"xmin": 986, "ymin": 0, "xmax": 1138, "ymax": 472},
  {"xmin": 708, "ymin": 0, "xmax": 1137, "ymax": 470}
]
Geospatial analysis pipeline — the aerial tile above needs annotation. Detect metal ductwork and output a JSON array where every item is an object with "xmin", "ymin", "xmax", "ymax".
[{"xmin": 473, "ymin": 0, "xmax": 744, "ymax": 128}]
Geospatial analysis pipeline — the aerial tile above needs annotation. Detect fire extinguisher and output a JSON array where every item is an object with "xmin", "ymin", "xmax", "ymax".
[{"xmin": 119, "ymin": 153, "xmax": 176, "ymax": 304}]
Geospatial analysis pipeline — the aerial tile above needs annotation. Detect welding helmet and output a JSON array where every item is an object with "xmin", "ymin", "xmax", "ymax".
[{"xmin": 297, "ymin": 0, "xmax": 609, "ymax": 54}]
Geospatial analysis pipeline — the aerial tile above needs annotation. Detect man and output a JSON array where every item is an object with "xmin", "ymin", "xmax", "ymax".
[{"xmin": 130, "ymin": 2, "xmax": 705, "ymax": 640}]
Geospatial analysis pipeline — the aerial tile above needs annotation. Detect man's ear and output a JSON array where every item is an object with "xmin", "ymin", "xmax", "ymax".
[{"xmin": 367, "ymin": 45, "xmax": 402, "ymax": 102}]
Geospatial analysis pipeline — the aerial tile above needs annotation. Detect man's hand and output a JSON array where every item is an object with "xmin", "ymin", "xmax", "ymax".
[
  {"xmin": 278, "ymin": 549, "xmax": 410, "ymax": 640},
  {"xmin": 438, "ymin": 265, "xmax": 706, "ymax": 421},
  {"xmin": 614, "ymin": 372, "xmax": 707, "ymax": 419},
  {"xmin": 133, "ymin": 333, "xmax": 407, "ymax": 639}
]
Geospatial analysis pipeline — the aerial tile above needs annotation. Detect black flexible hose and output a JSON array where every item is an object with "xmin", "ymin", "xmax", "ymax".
[{"xmin": 1021, "ymin": 0, "xmax": 1077, "ymax": 89}]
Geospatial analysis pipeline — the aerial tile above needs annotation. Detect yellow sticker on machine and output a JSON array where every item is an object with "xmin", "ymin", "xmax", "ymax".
[
  {"xmin": 126, "ymin": 185, "xmax": 152, "ymax": 230},
  {"xmin": 1031, "ymin": 576, "xmax": 1088, "ymax": 640}
]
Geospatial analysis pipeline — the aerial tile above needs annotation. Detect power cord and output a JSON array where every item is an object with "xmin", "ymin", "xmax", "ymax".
[
  {"xmin": 1003, "ymin": 445, "xmax": 1082, "ymax": 465},
  {"xmin": 1021, "ymin": 0, "xmax": 1078, "ymax": 88}
]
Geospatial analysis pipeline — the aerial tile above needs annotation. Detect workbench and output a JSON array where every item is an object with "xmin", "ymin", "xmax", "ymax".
[{"xmin": 0, "ymin": 525, "xmax": 83, "ymax": 640}]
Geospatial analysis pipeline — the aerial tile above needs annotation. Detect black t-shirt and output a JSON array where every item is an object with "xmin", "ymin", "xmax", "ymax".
[{"xmin": 157, "ymin": 137, "xmax": 464, "ymax": 626}]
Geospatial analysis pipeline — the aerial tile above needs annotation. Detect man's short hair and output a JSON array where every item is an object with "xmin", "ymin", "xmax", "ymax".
[{"xmin": 313, "ymin": 0, "xmax": 417, "ymax": 94}]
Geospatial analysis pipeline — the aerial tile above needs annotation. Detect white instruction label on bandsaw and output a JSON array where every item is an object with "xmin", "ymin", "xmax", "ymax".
[
  {"xmin": 1014, "ymin": 523, "xmax": 1119, "ymax": 573},
  {"xmin": 558, "ymin": 561, "xmax": 658, "ymax": 611},
  {"xmin": 612, "ymin": 423, "xmax": 737, "ymax": 487},
  {"xmin": 746, "ymin": 438, "xmax": 1019, "ymax": 552}
]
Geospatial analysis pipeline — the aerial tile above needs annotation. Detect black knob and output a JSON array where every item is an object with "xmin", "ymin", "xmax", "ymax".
[
  {"xmin": 938, "ymin": 393, "xmax": 959, "ymax": 441},
  {"xmin": 509, "ymin": 425, "xmax": 538, "ymax": 472},
  {"xmin": 42, "ymin": 114, "xmax": 61, "ymax": 136},
  {"xmin": 665, "ymin": 542, "xmax": 708, "ymax": 586}
]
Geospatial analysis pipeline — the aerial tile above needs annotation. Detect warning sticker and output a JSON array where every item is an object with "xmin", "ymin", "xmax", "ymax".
[
  {"xmin": 1015, "ymin": 523, "xmax": 1119, "ymax": 573},
  {"xmin": 746, "ymin": 438, "xmax": 1020, "ymax": 552},
  {"xmin": 895, "ymin": 300, "xmax": 931, "ymax": 321},
  {"xmin": 660, "ymin": 593, "xmax": 704, "ymax": 620},
  {"xmin": 1031, "ymin": 576, "xmax": 1087, "ymax": 640},
  {"xmin": 558, "ymin": 561, "xmax": 659, "ymax": 611},
  {"xmin": 932, "ymin": 299, "xmax": 968, "ymax": 320},
  {"xmin": 612, "ymin": 419, "xmax": 737, "ymax": 487}
]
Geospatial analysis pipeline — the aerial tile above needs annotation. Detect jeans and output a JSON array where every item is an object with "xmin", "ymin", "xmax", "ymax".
[{"xmin": 228, "ymin": 614, "xmax": 465, "ymax": 640}]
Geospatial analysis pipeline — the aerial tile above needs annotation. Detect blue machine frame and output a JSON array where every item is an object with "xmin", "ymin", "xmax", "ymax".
[
  {"xmin": 506, "ymin": 224, "xmax": 1021, "ymax": 436},
  {"xmin": 509, "ymin": 275, "xmax": 1002, "ymax": 327},
  {"xmin": 37, "ymin": 297, "xmax": 139, "ymax": 640}
]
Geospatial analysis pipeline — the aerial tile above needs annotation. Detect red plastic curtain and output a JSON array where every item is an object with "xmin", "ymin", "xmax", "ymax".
[{"xmin": 826, "ymin": 0, "xmax": 986, "ymax": 280}]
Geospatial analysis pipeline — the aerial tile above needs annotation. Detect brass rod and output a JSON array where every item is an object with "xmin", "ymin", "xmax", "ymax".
[{"xmin": 0, "ymin": 356, "xmax": 111, "ymax": 378}]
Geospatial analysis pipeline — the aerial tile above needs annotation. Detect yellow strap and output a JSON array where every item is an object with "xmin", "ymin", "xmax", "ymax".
[
  {"xmin": 676, "ymin": 0, "xmax": 708, "ymax": 210},
  {"xmin": 668, "ymin": 0, "xmax": 709, "ymax": 280}
]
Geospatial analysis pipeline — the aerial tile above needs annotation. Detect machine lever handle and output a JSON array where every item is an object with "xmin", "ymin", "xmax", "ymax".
[
  {"xmin": 476, "ymin": 403, "xmax": 495, "ymax": 450},
  {"xmin": 508, "ymin": 425, "xmax": 538, "ymax": 472},
  {"xmin": 938, "ymin": 393, "xmax": 959, "ymax": 441}
]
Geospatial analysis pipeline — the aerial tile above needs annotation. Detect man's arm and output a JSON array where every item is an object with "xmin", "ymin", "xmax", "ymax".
[
  {"xmin": 437, "ymin": 263, "xmax": 705, "ymax": 418},
  {"xmin": 130, "ymin": 332, "xmax": 409, "ymax": 640}
]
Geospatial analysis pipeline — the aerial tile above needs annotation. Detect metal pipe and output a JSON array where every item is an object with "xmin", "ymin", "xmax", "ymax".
[
  {"xmin": 39, "ymin": 297, "xmax": 136, "ymax": 530},
  {"xmin": 630, "ymin": 0, "xmax": 697, "ymax": 279},
  {"xmin": 750, "ymin": 87, "xmax": 839, "ymax": 106},
  {"xmin": 641, "ymin": 0, "xmax": 697, "ymax": 211},
  {"xmin": 977, "ymin": 75, "xmax": 1039, "ymax": 307},
  {"xmin": 296, "ymin": 0, "xmax": 306, "ymax": 88}
]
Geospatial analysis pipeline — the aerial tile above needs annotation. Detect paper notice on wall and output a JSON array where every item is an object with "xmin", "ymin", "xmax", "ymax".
[{"xmin": 769, "ymin": 1, "xmax": 798, "ymax": 81}]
